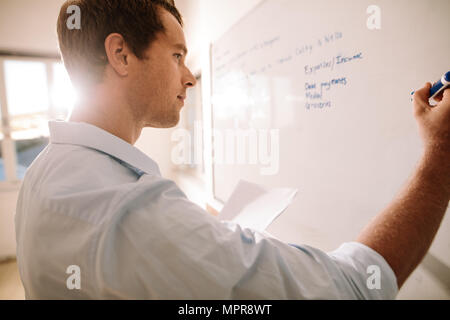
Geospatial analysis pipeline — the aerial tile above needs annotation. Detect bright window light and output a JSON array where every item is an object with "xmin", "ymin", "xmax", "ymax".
[{"xmin": 4, "ymin": 60, "xmax": 49, "ymax": 116}]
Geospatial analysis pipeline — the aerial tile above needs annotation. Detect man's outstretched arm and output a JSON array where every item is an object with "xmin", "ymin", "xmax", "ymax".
[{"xmin": 357, "ymin": 83, "xmax": 450, "ymax": 289}]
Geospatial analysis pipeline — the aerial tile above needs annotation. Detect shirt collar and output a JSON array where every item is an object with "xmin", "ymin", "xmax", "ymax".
[{"xmin": 48, "ymin": 120, "xmax": 161, "ymax": 176}]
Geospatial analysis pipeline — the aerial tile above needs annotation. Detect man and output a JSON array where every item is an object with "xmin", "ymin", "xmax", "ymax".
[{"xmin": 15, "ymin": 0, "xmax": 449, "ymax": 299}]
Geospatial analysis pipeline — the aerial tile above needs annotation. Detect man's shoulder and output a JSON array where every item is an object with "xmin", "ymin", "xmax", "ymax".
[
  {"xmin": 24, "ymin": 143, "xmax": 139, "ymax": 194},
  {"xmin": 16, "ymin": 142, "xmax": 148, "ymax": 227}
]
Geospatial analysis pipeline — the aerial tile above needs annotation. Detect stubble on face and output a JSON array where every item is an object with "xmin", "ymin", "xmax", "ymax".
[{"xmin": 126, "ymin": 9, "xmax": 186, "ymax": 129}]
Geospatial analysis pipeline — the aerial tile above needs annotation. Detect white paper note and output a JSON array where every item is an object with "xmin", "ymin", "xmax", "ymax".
[{"xmin": 218, "ymin": 180, "xmax": 298, "ymax": 232}]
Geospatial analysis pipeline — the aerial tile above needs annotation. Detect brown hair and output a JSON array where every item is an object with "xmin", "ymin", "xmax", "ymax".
[{"xmin": 56, "ymin": 0, "xmax": 182, "ymax": 87}]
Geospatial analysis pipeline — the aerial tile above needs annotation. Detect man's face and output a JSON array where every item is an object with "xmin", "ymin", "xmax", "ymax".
[{"xmin": 126, "ymin": 8, "xmax": 196, "ymax": 128}]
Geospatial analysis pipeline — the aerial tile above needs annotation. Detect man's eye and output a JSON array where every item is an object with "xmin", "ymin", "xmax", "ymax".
[{"xmin": 174, "ymin": 53, "xmax": 183, "ymax": 60}]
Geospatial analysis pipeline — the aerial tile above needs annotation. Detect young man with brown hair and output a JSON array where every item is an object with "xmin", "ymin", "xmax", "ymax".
[{"xmin": 15, "ymin": 0, "xmax": 450, "ymax": 299}]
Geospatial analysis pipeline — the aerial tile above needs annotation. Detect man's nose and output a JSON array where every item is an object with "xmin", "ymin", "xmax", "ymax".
[{"xmin": 184, "ymin": 69, "xmax": 197, "ymax": 87}]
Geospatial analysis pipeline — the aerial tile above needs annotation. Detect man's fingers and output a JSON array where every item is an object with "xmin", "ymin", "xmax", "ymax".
[
  {"xmin": 430, "ymin": 82, "xmax": 443, "ymax": 102},
  {"xmin": 431, "ymin": 87, "xmax": 450, "ymax": 104},
  {"xmin": 432, "ymin": 92, "xmax": 443, "ymax": 102},
  {"xmin": 413, "ymin": 82, "xmax": 432, "ymax": 116},
  {"xmin": 441, "ymin": 88, "xmax": 450, "ymax": 102}
]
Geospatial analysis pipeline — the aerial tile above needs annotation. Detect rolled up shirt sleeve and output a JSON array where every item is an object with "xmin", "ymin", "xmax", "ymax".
[
  {"xmin": 289, "ymin": 241, "xmax": 398, "ymax": 299},
  {"xmin": 326, "ymin": 242, "xmax": 398, "ymax": 299}
]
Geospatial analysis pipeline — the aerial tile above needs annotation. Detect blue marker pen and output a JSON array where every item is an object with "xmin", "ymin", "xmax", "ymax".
[
  {"xmin": 429, "ymin": 71, "xmax": 450, "ymax": 100},
  {"xmin": 411, "ymin": 71, "xmax": 450, "ymax": 101}
]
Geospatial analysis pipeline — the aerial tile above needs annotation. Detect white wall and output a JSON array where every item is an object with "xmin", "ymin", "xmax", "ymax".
[
  {"xmin": 0, "ymin": 0, "xmax": 65, "ymax": 55},
  {"xmin": 176, "ymin": 0, "xmax": 264, "ymax": 71}
]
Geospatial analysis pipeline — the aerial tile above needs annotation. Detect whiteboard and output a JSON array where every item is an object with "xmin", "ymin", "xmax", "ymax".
[{"xmin": 210, "ymin": 0, "xmax": 450, "ymax": 270}]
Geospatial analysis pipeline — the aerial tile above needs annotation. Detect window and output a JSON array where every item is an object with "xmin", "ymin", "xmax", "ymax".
[
  {"xmin": 15, "ymin": 136, "xmax": 49, "ymax": 180},
  {"xmin": 0, "ymin": 56, "xmax": 76, "ymax": 183},
  {"xmin": 5, "ymin": 60, "xmax": 49, "ymax": 116},
  {"xmin": 4, "ymin": 60, "xmax": 50, "ymax": 140}
]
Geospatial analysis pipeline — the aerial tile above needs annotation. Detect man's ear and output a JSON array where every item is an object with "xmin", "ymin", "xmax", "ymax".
[{"xmin": 104, "ymin": 33, "xmax": 131, "ymax": 77}]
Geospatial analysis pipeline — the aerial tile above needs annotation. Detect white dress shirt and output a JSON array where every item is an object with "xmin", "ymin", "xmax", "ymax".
[{"xmin": 15, "ymin": 120, "xmax": 398, "ymax": 299}]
